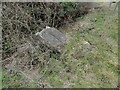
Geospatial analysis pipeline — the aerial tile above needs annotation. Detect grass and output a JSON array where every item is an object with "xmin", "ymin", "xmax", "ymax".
[
  {"xmin": 2, "ymin": 3, "xmax": 118, "ymax": 88},
  {"xmin": 0, "ymin": 71, "xmax": 2, "ymax": 90}
]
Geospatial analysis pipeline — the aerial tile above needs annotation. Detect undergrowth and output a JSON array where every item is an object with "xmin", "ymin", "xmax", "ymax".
[{"xmin": 2, "ymin": 3, "xmax": 118, "ymax": 88}]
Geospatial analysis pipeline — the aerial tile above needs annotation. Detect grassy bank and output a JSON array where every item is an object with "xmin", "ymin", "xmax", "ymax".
[{"xmin": 2, "ymin": 3, "xmax": 118, "ymax": 88}]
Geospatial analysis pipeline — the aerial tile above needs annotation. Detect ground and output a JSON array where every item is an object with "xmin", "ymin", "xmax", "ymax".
[{"xmin": 2, "ymin": 2, "xmax": 119, "ymax": 88}]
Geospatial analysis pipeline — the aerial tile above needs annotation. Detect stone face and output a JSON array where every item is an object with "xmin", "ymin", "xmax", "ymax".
[{"xmin": 36, "ymin": 28, "xmax": 67, "ymax": 51}]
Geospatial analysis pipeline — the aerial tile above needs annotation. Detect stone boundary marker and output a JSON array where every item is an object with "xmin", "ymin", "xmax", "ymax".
[{"xmin": 35, "ymin": 27, "xmax": 67, "ymax": 52}]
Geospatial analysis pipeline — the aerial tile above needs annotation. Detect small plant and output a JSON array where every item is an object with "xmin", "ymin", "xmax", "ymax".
[{"xmin": 60, "ymin": 2, "xmax": 79, "ymax": 16}]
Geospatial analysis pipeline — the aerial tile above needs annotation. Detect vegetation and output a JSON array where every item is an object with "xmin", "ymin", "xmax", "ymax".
[
  {"xmin": 1, "ymin": 2, "xmax": 118, "ymax": 88},
  {"xmin": 2, "ymin": 2, "xmax": 91, "ymax": 59}
]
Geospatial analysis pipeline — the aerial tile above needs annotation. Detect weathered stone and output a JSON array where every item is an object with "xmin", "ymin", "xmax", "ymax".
[{"xmin": 35, "ymin": 28, "xmax": 67, "ymax": 52}]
